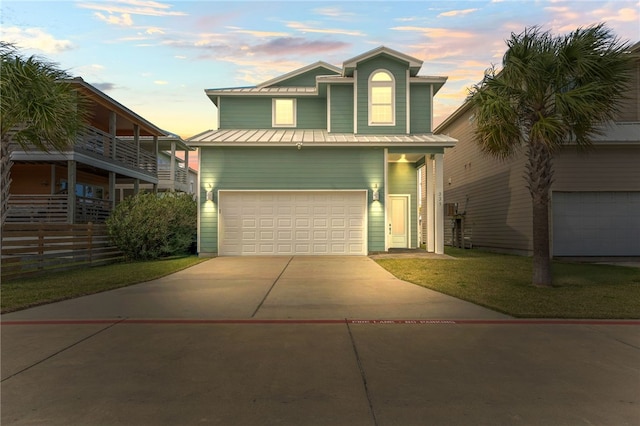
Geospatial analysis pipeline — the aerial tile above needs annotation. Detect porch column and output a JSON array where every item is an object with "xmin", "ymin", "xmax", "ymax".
[
  {"xmin": 170, "ymin": 140, "xmax": 176, "ymax": 191},
  {"xmin": 109, "ymin": 172, "xmax": 116, "ymax": 211},
  {"xmin": 67, "ymin": 160, "xmax": 76, "ymax": 224},
  {"xmin": 133, "ymin": 179, "xmax": 139, "ymax": 195},
  {"xmin": 184, "ymin": 148, "xmax": 190, "ymax": 193},
  {"xmin": 425, "ymin": 155, "xmax": 435, "ymax": 252},
  {"xmin": 153, "ymin": 136, "xmax": 159, "ymax": 194},
  {"xmin": 50, "ymin": 165, "xmax": 56, "ymax": 195},
  {"xmin": 434, "ymin": 153, "xmax": 444, "ymax": 254},
  {"xmin": 134, "ymin": 124, "xmax": 140, "ymax": 167},
  {"xmin": 109, "ymin": 111, "xmax": 117, "ymax": 159}
]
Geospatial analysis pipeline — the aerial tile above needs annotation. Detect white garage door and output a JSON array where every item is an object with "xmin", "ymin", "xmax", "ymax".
[
  {"xmin": 553, "ymin": 191, "xmax": 640, "ymax": 256},
  {"xmin": 219, "ymin": 191, "xmax": 367, "ymax": 256}
]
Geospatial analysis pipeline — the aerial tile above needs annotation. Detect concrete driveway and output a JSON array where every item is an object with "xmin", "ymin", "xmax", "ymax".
[
  {"xmin": 2, "ymin": 256, "xmax": 639, "ymax": 426},
  {"xmin": 0, "ymin": 256, "xmax": 508, "ymax": 321}
]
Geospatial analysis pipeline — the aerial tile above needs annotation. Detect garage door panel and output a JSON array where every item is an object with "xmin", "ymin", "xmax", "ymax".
[
  {"xmin": 331, "ymin": 230, "xmax": 346, "ymax": 239},
  {"xmin": 295, "ymin": 218, "xmax": 310, "ymax": 228},
  {"xmin": 295, "ymin": 230, "xmax": 310, "ymax": 241},
  {"xmin": 313, "ymin": 230, "xmax": 328, "ymax": 240},
  {"xmin": 277, "ymin": 230, "xmax": 292, "ymax": 240},
  {"xmin": 313, "ymin": 244, "xmax": 329, "ymax": 253},
  {"xmin": 219, "ymin": 191, "xmax": 366, "ymax": 256},
  {"xmin": 331, "ymin": 218, "xmax": 346, "ymax": 228},
  {"xmin": 553, "ymin": 191, "xmax": 640, "ymax": 256},
  {"xmin": 258, "ymin": 243, "xmax": 274, "ymax": 254},
  {"xmin": 242, "ymin": 218, "xmax": 256, "ymax": 228},
  {"xmin": 313, "ymin": 218, "xmax": 328, "ymax": 227},
  {"xmin": 277, "ymin": 218, "xmax": 292, "ymax": 228}
]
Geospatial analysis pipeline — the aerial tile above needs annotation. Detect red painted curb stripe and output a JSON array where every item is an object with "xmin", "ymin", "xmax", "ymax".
[{"xmin": 1, "ymin": 319, "xmax": 639, "ymax": 326}]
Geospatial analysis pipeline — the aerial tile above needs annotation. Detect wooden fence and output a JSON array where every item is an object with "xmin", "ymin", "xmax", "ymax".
[{"xmin": 1, "ymin": 223, "xmax": 123, "ymax": 280}]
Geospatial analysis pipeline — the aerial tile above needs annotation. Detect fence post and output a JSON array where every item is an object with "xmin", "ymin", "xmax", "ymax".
[
  {"xmin": 87, "ymin": 222, "xmax": 93, "ymax": 264},
  {"xmin": 38, "ymin": 223, "xmax": 44, "ymax": 270}
]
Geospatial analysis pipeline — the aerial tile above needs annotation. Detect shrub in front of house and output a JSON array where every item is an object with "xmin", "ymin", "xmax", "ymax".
[{"xmin": 107, "ymin": 192, "xmax": 196, "ymax": 260}]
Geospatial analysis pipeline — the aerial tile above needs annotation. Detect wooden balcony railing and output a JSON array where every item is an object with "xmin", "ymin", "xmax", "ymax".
[
  {"xmin": 5, "ymin": 195, "xmax": 68, "ymax": 223},
  {"xmin": 5, "ymin": 194, "xmax": 111, "ymax": 224},
  {"xmin": 9, "ymin": 126, "xmax": 157, "ymax": 177},
  {"xmin": 157, "ymin": 167, "xmax": 187, "ymax": 184},
  {"xmin": 75, "ymin": 127, "xmax": 157, "ymax": 176},
  {"xmin": 75, "ymin": 195, "xmax": 111, "ymax": 224}
]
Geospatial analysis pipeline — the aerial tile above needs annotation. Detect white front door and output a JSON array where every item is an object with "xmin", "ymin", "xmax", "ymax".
[{"xmin": 389, "ymin": 195, "xmax": 409, "ymax": 248}]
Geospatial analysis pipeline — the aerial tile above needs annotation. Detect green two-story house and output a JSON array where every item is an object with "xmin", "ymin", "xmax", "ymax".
[{"xmin": 189, "ymin": 46, "xmax": 456, "ymax": 256}]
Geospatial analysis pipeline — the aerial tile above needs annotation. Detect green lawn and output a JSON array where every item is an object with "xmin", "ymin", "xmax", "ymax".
[
  {"xmin": 375, "ymin": 248, "xmax": 640, "ymax": 319},
  {"xmin": 1, "ymin": 256, "xmax": 207, "ymax": 313}
]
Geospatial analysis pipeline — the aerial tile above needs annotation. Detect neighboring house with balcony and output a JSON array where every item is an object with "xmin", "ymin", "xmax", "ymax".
[
  {"xmin": 114, "ymin": 134, "xmax": 197, "ymax": 200},
  {"xmin": 189, "ymin": 46, "xmax": 456, "ymax": 256},
  {"xmin": 434, "ymin": 42, "xmax": 640, "ymax": 257},
  {"xmin": 5, "ymin": 77, "xmax": 166, "ymax": 224}
]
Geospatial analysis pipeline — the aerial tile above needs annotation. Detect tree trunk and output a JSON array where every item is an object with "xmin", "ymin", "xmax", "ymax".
[
  {"xmin": 531, "ymin": 194, "xmax": 552, "ymax": 286},
  {"xmin": 526, "ymin": 140, "xmax": 554, "ymax": 287},
  {"xmin": 0, "ymin": 138, "xmax": 12, "ymax": 227}
]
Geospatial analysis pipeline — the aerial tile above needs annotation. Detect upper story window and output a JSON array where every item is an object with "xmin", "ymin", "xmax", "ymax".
[
  {"xmin": 272, "ymin": 98, "xmax": 296, "ymax": 127},
  {"xmin": 369, "ymin": 70, "xmax": 395, "ymax": 125}
]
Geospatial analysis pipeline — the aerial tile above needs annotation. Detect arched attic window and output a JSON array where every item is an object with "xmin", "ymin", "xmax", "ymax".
[{"xmin": 369, "ymin": 70, "xmax": 395, "ymax": 125}]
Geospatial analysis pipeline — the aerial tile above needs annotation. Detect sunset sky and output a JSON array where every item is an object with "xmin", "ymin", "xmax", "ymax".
[{"xmin": 2, "ymin": 0, "xmax": 639, "ymax": 143}]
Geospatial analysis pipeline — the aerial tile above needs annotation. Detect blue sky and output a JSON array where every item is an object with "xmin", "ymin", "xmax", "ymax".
[{"xmin": 2, "ymin": 0, "xmax": 639, "ymax": 141}]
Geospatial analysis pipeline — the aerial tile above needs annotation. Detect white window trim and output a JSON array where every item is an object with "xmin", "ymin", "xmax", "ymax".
[
  {"xmin": 272, "ymin": 98, "xmax": 297, "ymax": 128},
  {"xmin": 368, "ymin": 69, "xmax": 395, "ymax": 126}
]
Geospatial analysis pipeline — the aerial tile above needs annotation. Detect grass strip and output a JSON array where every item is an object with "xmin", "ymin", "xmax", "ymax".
[
  {"xmin": 1, "ymin": 256, "xmax": 207, "ymax": 313},
  {"xmin": 375, "ymin": 248, "xmax": 640, "ymax": 319}
]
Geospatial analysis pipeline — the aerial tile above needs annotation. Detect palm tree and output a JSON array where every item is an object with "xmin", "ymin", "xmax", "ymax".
[
  {"xmin": 469, "ymin": 24, "xmax": 634, "ymax": 286},
  {"xmin": 0, "ymin": 42, "xmax": 88, "ymax": 224}
]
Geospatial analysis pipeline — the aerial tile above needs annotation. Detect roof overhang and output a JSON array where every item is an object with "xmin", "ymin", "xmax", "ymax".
[
  {"xmin": 64, "ymin": 78, "xmax": 166, "ymax": 137},
  {"xmin": 188, "ymin": 129, "xmax": 457, "ymax": 148},
  {"xmin": 590, "ymin": 122, "xmax": 640, "ymax": 145},
  {"xmin": 122, "ymin": 135, "xmax": 195, "ymax": 151},
  {"xmin": 257, "ymin": 61, "xmax": 341, "ymax": 88}
]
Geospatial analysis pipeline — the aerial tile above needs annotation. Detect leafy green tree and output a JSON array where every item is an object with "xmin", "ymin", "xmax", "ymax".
[
  {"xmin": 469, "ymin": 24, "xmax": 634, "ymax": 286},
  {"xmin": 107, "ymin": 192, "xmax": 197, "ymax": 260},
  {"xmin": 0, "ymin": 42, "xmax": 88, "ymax": 224}
]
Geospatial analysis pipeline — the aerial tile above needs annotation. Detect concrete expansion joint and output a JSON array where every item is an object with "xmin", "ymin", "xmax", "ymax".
[
  {"xmin": 251, "ymin": 256, "xmax": 294, "ymax": 318},
  {"xmin": 346, "ymin": 320, "xmax": 379, "ymax": 426},
  {"xmin": 1, "ymin": 318, "xmax": 126, "ymax": 383}
]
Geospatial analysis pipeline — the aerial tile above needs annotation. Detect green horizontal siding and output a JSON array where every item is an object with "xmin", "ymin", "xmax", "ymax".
[
  {"xmin": 329, "ymin": 85, "xmax": 354, "ymax": 133},
  {"xmin": 219, "ymin": 97, "xmax": 271, "ymax": 129},
  {"xmin": 410, "ymin": 85, "xmax": 432, "ymax": 133},
  {"xmin": 219, "ymin": 97, "xmax": 326, "ymax": 129},
  {"xmin": 388, "ymin": 162, "xmax": 419, "ymax": 248},
  {"xmin": 356, "ymin": 55, "xmax": 407, "ymax": 135},
  {"xmin": 297, "ymin": 98, "xmax": 326, "ymax": 129},
  {"xmin": 199, "ymin": 146, "xmax": 386, "ymax": 253}
]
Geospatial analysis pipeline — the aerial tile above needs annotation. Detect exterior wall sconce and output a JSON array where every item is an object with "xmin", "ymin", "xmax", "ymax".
[
  {"xmin": 372, "ymin": 184, "xmax": 380, "ymax": 201},
  {"xmin": 206, "ymin": 184, "xmax": 214, "ymax": 202}
]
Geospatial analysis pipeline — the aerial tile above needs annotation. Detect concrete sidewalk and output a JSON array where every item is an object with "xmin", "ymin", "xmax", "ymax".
[{"xmin": 2, "ymin": 257, "xmax": 639, "ymax": 425}]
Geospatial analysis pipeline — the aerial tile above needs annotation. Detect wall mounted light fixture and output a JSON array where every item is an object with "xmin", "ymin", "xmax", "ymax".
[
  {"xmin": 206, "ymin": 184, "xmax": 214, "ymax": 202},
  {"xmin": 372, "ymin": 184, "xmax": 380, "ymax": 201}
]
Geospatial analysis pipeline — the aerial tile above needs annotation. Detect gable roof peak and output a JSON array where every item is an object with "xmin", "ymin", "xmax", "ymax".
[
  {"xmin": 342, "ymin": 46, "xmax": 423, "ymax": 76},
  {"xmin": 257, "ymin": 60, "xmax": 341, "ymax": 88}
]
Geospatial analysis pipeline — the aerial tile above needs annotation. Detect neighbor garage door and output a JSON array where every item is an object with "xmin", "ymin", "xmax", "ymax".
[
  {"xmin": 218, "ymin": 191, "xmax": 367, "ymax": 255},
  {"xmin": 552, "ymin": 191, "xmax": 640, "ymax": 256}
]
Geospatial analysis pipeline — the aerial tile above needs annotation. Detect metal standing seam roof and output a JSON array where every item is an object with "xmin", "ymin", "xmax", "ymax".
[
  {"xmin": 187, "ymin": 129, "xmax": 457, "ymax": 146},
  {"xmin": 205, "ymin": 87, "xmax": 319, "ymax": 95}
]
